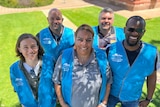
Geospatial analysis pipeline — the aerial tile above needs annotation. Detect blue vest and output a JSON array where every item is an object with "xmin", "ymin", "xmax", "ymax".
[
  {"xmin": 38, "ymin": 54, "xmax": 56, "ymax": 107},
  {"xmin": 10, "ymin": 54, "xmax": 56, "ymax": 107},
  {"xmin": 61, "ymin": 48, "xmax": 108, "ymax": 107},
  {"xmin": 108, "ymin": 41, "xmax": 157, "ymax": 101},
  {"xmin": 92, "ymin": 26, "xmax": 125, "ymax": 49},
  {"xmin": 39, "ymin": 27, "xmax": 74, "ymax": 63}
]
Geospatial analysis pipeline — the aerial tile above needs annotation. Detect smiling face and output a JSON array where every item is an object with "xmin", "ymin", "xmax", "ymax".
[
  {"xmin": 18, "ymin": 38, "xmax": 39, "ymax": 62},
  {"xmin": 99, "ymin": 11, "xmax": 114, "ymax": 31},
  {"xmin": 47, "ymin": 8, "xmax": 63, "ymax": 32},
  {"xmin": 74, "ymin": 24, "xmax": 94, "ymax": 57},
  {"xmin": 124, "ymin": 17, "xmax": 145, "ymax": 47},
  {"xmin": 75, "ymin": 30, "xmax": 93, "ymax": 56}
]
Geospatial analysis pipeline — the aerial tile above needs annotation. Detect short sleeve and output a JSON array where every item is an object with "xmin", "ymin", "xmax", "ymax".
[
  {"xmin": 157, "ymin": 51, "xmax": 160, "ymax": 71},
  {"xmin": 52, "ymin": 55, "xmax": 62, "ymax": 85},
  {"xmin": 106, "ymin": 64, "xmax": 112, "ymax": 84}
]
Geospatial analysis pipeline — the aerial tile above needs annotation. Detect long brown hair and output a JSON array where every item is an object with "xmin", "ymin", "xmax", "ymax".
[{"xmin": 15, "ymin": 33, "xmax": 44, "ymax": 62}]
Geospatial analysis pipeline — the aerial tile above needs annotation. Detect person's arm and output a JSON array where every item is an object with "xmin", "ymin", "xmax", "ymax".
[
  {"xmin": 52, "ymin": 55, "xmax": 69, "ymax": 107},
  {"xmin": 156, "ymin": 51, "xmax": 160, "ymax": 71},
  {"xmin": 98, "ymin": 65, "xmax": 112, "ymax": 107},
  {"xmin": 146, "ymin": 70, "xmax": 157, "ymax": 99},
  {"xmin": 139, "ymin": 70, "xmax": 157, "ymax": 107},
  {"xmin": 54, "ymin": 84, "xmax": 69, "ymax": 107},
  {"xmin": 97, "ymin": 84, "xmax": 111, "ymax": 107},
  {"xmin": 139, "ymin": 52, "xmax": 158, "ymax": 107}
]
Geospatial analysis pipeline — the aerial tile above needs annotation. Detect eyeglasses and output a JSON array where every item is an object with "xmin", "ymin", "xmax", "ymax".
[{"xmin": 127, "ymin": 28, "xmax": 145, "ymax": 34}]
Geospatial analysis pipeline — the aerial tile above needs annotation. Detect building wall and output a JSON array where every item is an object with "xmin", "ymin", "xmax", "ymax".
[{"xmin": 106, "ymin": 0, "xmax": 160, "ymax": 11}]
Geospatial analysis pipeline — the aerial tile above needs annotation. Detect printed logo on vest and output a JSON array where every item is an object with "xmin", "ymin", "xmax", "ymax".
[
  {"xmin": 111, "ymin": 53, "xmax": 123, "ymax": 62},
  {"xmin": 63, "ymin": 63, "xmax": 70, "ymax": 72},
  {"xmin": 43, "ymin": 38, "xmax": 52, "ymax": 44},
  {"xmin": 15, "ymin": 78, "xmax": 23, "ymax": 86}
]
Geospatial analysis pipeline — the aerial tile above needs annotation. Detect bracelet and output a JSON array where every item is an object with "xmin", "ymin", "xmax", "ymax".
[
  {"xmin": 145, "ymin": 97, "xmax": 153, "ymax": 102},
  {"xmin": 100, "ymin": 103, "xmax": 107, "ymax": 107}
]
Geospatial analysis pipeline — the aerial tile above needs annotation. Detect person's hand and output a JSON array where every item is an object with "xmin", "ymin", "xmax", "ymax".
[
  {"xmin": 97, "ymin": 105, "xmax": 106, "ymax": 107},
  {"xmin": 97, "ymin": 103, "xmax": 107, "ymax": 107},
  {"xmin": 139, "ymin": 99, "xmax": 150, "ymax": 107},
  {"xmin": 61, "ymin": 103, "xmax": 69, "ymax": 107},
  {"xmin": 97, "ymin": 104, "xmax": 101, "ymax": 107}
]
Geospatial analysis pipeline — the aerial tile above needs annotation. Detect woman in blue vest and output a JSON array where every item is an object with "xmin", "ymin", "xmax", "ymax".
[
  {"xmin": 53, "ymin": 24, "xmax": 112, "ymax": 107},
  {"xmin": 92, "ymin": 7, "xmax": 125, "ymax": 50},
  {"xmin": 10, "ymin": 33, "xmax": 56, "ymax": 107},
  {"xmin": 107, "ymin": 16, "xmax": 159, "ymax": 107}
]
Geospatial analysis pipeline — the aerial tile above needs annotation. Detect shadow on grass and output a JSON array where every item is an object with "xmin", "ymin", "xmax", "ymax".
[
  {"xmin": 12, "ymin": 103, "xmax": 22, "ymax": 107},
  {"xmin": 83, "ymin": 0, "xmax": 125, "ymax": 11},
  {"xmin": 150, "ymin": 40, "xmax": 160, "ymax": 47}
]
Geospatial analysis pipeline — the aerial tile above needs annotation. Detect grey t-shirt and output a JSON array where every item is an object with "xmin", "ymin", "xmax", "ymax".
[{"xmin": 53, "ymin": 50, "xmax": 112, "ymax": 107}]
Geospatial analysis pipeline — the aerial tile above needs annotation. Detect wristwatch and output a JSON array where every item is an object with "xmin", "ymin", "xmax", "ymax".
[{"xmin": 145, "ymin": 97, "xmax": 153, "ymax": 102}]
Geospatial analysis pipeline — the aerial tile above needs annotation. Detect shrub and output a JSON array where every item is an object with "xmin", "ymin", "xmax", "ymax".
[{"xmin": 0, "ymin": 0, "xmax": 54, "ymax": 8}]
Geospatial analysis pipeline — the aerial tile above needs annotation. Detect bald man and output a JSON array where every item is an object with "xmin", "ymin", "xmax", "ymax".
[
  {"xmin": 37, "ymin": 8, "xmax": 74, "ymax": 62},
  {"xmin": 36, "ymin": 8, "xmax": 75, "ymax": 107}
]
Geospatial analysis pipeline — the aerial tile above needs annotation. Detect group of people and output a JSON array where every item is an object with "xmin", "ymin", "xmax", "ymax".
[{"xmin": 10, "ymin": 7, "xmax": 159, "ymax": 107}]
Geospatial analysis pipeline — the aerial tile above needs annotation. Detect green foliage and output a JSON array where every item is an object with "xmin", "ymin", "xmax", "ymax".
[{"xmin": 0, "ymin": 0, "xmax": 54, "ymax": 8}]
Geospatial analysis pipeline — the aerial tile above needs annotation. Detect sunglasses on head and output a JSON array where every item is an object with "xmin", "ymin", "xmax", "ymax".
[{"xmin": 127, "ymin": 28, "xmax": 145, "ymax": 34}]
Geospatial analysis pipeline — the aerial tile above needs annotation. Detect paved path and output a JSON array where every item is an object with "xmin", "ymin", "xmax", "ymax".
[
  {"xmin": 0, "ymin": 0, "xmax": 160, "ymax": 83},
  {"xmin": 0, "ymin": 0, "xmax": 94, "ymax": 31},
  {"xmin": 1, "ymin": 0, "xmax": 160, "ymax": 30},
  {"xmin": 1, "ymin": 0, "xmax": 160, "ymax": 18}
]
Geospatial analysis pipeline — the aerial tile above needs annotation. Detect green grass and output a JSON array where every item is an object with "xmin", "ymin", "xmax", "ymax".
[
  {"xmin": 61, "ymin": 6, "xmax": 160, "ymax": 51},
  {"xmin": 141, "ymin": 82, "xmax": 160, "ymax": 107},
  {"xmin": 61, "ymin": 6, "xmax": 126, "ymax": 27},
  {"xmin": 0, "ymin": 11, "xmax": 48, "ymax": 107},
  {"xmin": 144, "ymin": 17, "xmax": 160, "ymax": 50},
  {"xmin": 0, "ymin": 6, "xmax": 160, "ymax": 107}
]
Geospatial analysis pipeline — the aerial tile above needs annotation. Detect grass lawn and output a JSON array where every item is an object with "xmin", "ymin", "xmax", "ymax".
[
  {"xmin": 61, "ymin": 6, "xmax": 126, "ymax": 28},
  {"xmin": 0, "ymin": 6, "xmax": 160, "ymax": 107},
  {"xmin": 0, "ymin": 11, "xmax": 48, "ymax": 107},
  {"xmin": 61, "ymin": 6, "xmax": 160, "ymax": 50}
]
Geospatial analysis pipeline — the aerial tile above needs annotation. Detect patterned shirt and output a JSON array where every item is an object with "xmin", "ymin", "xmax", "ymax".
[{"xmin": 53, "ymin": 50, "xmax": 112, "ymax": 107}]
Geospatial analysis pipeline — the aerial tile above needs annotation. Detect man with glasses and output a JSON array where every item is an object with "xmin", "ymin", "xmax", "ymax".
[{"xmin": 107, "ymin": 16, "xmax": 159, "ymax": 107}]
